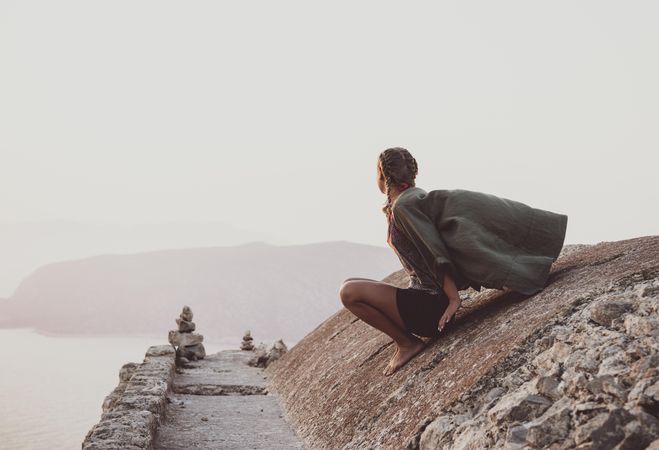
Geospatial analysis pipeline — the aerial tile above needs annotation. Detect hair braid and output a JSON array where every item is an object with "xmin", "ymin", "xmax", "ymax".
[{"xmin": 378, "ymin": 147, "xmax": 418, "ymax": 219}]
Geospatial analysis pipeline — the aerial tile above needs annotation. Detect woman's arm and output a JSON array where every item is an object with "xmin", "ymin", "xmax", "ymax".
[
  {"xmin": 392, "ymin": 204, "xmax": 462, "ymax": 331},
  {"xmin": 439, "ymin": 272, "xmax": 461, "ymax": 332},
  {"xmin": 442, "ymin": 272, "xmax": 460, "ymax": 302},
  {"xmin": 392, "ymin": 203, "xmax": 457, "ymax": 289}
]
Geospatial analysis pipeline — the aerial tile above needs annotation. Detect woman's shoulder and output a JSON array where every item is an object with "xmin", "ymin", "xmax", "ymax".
[{"xmin": 393, "ymin": 186, "xmax": 454, "ymax": 216}]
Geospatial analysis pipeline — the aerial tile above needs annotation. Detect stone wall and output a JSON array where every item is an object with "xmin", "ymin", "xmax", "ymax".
[{"xmin": 82, "ymin": 345, "xmax": 176, "ymax": 449}]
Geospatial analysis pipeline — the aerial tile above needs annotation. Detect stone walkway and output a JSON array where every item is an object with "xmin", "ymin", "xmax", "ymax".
[{"xmin": 154, "ymin": 350, "xmax": 305, "ymax": 449}]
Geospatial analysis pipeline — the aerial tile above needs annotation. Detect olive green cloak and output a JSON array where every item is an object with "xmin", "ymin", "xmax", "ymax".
[{"xmin": 391, "ymin": 187, "xmax": 568, "ymax": 295}]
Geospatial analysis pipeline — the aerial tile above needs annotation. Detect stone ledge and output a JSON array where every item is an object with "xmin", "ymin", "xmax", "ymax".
[
  {"xmin": 82, "ymin": 345, "xmax": 176, "ymax": 450},
  {"xmin": 173, "ymin": 383, "xmax": 267, "ymax": 396}
]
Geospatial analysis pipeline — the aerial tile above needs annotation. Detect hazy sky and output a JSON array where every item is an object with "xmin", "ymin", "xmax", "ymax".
[{"xmin": 2, "ymin": 1, "xmax": 657, "ymax": 248}]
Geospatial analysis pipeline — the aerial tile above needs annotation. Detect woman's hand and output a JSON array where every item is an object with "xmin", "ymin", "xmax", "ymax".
[
  {"xmin": 438, "ymin": 272, "xmax": 461, "ymax": 332},
  {"xmin": 438, "ymin": 296, "xmax": 461, "ymax": 332}
]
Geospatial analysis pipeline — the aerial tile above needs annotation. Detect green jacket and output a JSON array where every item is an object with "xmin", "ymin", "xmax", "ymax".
[{"xmin": 391, "ymin": 186, "xmax": 568, "ymax": 295}]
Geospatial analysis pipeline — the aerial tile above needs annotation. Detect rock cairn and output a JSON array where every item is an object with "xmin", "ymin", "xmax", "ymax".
[
  {"xmin": 240, "ymin": 330, "xmax": 255, "ymax": 351},
  {"xmin": 168, "ymin": 305, "xmax": 206, "ymax": 364},
  {"xmin": 248, "ymin": 338, "xmax": 288, "ymax": 368}
]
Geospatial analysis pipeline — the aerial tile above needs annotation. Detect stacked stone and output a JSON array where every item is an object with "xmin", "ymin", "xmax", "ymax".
[
  {"xmin": 240, "ymin": 330, "xmax": 255, "ymax": 351},
  {"xmin": 168, "ymin": 305, "xmax": 206, "ymax": 363}
]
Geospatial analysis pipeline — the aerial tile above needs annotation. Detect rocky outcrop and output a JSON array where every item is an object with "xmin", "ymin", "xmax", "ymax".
[
  {"xmin": 264, "ymin": 236, "xmax": 659, "ymax": 449},
  {"xmin": 418, "ymin": 276, "xmax": 659, "ymax": 449},
  {"xmin": 82, "ymin": 345, "xmax": 176, "ymax": 449},
  {"xmin": 248, "ymin": 339, "xmax": 289, "ymax": 368}
]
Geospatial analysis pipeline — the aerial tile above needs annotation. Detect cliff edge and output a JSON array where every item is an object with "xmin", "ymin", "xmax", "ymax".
[{"xmin": 265, "ymin": 236, "xmax": 659, "ymax": 449}]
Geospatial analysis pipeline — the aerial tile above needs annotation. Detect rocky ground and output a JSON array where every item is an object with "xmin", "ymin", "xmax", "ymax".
[
  {"xmin": 82, "ymin": 236, "xmax": 658, "ymax": 449},
  {"xmin": 418, "ymin": 262, "xmax": 659, "ymax": 449},
  {"xmin": 265, "ymin": 236, "xmax": 659, "ymax": 449}
]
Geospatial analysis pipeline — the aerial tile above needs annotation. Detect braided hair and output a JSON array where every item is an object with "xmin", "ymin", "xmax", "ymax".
[{"xmin": 378, "ymin": 147, "xmax": 419, "ymax": 219}]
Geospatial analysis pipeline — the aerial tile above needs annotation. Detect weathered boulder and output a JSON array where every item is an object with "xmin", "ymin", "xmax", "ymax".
[
  {"xmin": 264, "ymin": 237, "xmax": 659, "ymax": 449},
  {"xmin": 248, "ymin": 339, "xmax": 288, "ymax": 368},
  {"xmin": 589, "ymin": 296, "xmax": 634, "ymax": 327},
  {"xmin": 487, "ymin": 390, "xmax": 553, "ymax": 425},
  {"xmin": 178, "ymin": 343, "xmax": 206, "ymax": 361},
  {"xmin": 524, "ymin": 397, "xmax": 572, "ymax": 448},
  {"xmin": 535, "ymin": 375, "xmax": 561, "ymax": 400},
  {"xmin": 269, "ymin": 339, "xmax": 288, "ymax": 362}
]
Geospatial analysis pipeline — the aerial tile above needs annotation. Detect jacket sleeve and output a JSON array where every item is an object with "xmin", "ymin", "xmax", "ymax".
[{"xmin": 392, "ymin": 203, "xmax": 457, "ymax": 290}]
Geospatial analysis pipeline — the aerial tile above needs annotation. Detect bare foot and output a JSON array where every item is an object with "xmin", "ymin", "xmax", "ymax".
[
  {"xmin": 383, "ymin": 337, "xmax": 426, "ymax": 376},
  {"xmin": 383, "ymin": 346, "xmax": 400, "ymax": 375}
]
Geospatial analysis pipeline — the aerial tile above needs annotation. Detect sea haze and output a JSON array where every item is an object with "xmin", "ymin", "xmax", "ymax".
[
  {"xmin": 0, "ymin": 220, "xmax": 283, "ymax": 298},
  {"xmin": 0, "ymin": 328, "xmax": 241, "ymax": 450},
  {"xmin": 0, "ymin": 240, "xmax": 399, "ymax": 343}
]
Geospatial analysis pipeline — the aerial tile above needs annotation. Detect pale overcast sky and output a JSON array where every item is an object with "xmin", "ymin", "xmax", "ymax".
[{"xmin": 1, "ymin": 1, "xmax": 657, "ymax": 248}]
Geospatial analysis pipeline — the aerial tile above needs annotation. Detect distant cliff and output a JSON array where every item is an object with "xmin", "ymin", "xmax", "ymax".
[
  {"xmin": 265, "ymin": 236, "xmax": 659, "ymax": 449},
  {"xmin": 0, "ymin": 241, "xmax": 398, "ymax": 342}
]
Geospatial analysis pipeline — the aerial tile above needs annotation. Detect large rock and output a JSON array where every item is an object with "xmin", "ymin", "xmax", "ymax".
[
  {"xmin": 588, "ymin": 297, "xmax": 634, "ymax": 327},
  {"xmin": 524, "ymin": 397, "xmax": 572, "ymax": 448},
  {"xmin": 178, "ymin": 343, "xmax": 206, "ymax": 361},
  {"xmin": 248, "ymin": 339, "xmax": 289, "ymax": 368},
  {"xmin": 487, "ymin": 390, "xmax": 552, "ymax": 425},
  {"xmin": 264, "ymin": 237, "xmax": 659, "ymax": 449},
  {"xmin": 168, "ymin": 330, "xmax": 203, "ymax": 347}
]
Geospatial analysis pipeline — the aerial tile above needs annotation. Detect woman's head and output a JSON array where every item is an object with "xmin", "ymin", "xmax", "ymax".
[{"xmin": 377, "ymin": 147, "xmax": 418, "ymax": 217}]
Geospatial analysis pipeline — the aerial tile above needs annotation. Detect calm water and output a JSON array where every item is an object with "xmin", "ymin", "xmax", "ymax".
[{"xmin": 0, "ymin": 328, "xmax": 239, "ymax": 450}]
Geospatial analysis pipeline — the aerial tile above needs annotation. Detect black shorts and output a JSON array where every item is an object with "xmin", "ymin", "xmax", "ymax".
[{"xmin": 395, "ymin": 287, "xmax": 451, "ymax": 337}]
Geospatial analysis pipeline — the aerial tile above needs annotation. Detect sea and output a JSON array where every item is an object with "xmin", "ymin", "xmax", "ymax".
[{"xmin": 0, "ymin": 328, "xmax": 240, "ymax": 450}]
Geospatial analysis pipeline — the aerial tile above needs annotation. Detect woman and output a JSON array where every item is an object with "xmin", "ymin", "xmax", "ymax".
[{"xmin": 339, "ymin": 147, "xmax": 568, "ymax": 377}]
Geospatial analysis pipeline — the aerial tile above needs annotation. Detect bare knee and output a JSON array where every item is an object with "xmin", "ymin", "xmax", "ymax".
[
  {"xmin": 339, "ymin": 280, "xmax": 360, "ymax": 307},
  {"xmin": 343, "ymin": 277, "xmax": 375, "ymax": 283}
]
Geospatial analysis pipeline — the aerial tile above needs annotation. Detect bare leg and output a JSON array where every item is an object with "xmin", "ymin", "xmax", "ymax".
[{"xmin": 339, "ymin": 279, "xmax": 427, "ymax": 376}]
